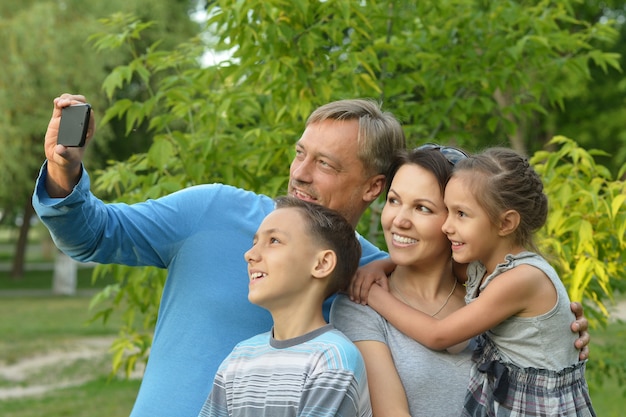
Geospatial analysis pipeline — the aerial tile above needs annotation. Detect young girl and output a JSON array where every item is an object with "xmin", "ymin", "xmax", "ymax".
[{"xmin": 367, "ymin": 147, "xmax": 595, "ymax": 416}]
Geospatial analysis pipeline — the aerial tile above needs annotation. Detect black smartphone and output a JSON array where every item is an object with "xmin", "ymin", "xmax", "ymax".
[{"xmin": 57, "ymin": 103, "xmax": 91, "ymax": 147}]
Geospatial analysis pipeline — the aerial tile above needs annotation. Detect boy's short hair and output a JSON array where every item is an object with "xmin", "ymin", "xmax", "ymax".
[{"xmin": 274, "ymin": 196, "xmax": 361, "ymax": 297}]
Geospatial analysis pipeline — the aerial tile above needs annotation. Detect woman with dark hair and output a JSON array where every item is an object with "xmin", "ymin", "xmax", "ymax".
[{"xmin": 332, "ymin": 145, "xmax": 472, "ymax": 416}]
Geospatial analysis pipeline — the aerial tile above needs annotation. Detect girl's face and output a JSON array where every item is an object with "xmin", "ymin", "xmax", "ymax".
[
  {"xmin": 381, "ymin": 164, "xmax": 450, "ymax": 267},
  {"xmin": 442, "ymin": 175, "xmax": 500, "ymax": 267}
]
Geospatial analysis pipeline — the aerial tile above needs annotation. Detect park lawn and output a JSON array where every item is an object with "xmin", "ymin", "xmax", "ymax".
[
  {"xmin": 586, "ymin": 313, "xmax": 626, "ymax": 416},
  {"xmin": 0, "ymin": 377, "xmax": 141, "ymax": 417},
  {"xmin": 0, "ymin": 295, "xmax": 119, "ymax": 362},
  {"xmin": 0, "ymin": 267, "xmax": 113, "ymax": 291},
  {"xmin": 0, "ymin": 295, "xmax": 142, "ymax": 417}
]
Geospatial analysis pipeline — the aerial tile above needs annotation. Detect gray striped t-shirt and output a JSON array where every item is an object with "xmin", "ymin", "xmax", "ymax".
[{"xmin": 198, "ymin": 324, "xmax": 372, "ymax": 417}]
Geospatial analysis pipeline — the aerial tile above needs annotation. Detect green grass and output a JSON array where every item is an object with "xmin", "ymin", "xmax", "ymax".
[
  {"xmin": 0, "ymin": 296, "xmax": 118, "ymax": 362},
  {"xmin": 0, "ymin": 233, "xmax": 141, "ymax": 417},
  {"xmin": 0, "ymin": 296, "xmax": 141, "ymax": 417},
  {"xmin": 0, "ymin": 268, "xmax": 109, "ymax": 291},
  {"xmin": 0, "ymin": 377, "xmax": 141, "ymax": 417},
  {"xmin": 586, "ymin": 316, "xmax": 626, "ymax": 415}
]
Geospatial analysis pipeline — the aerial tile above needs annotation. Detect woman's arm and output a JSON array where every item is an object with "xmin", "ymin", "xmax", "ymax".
[{"xmin": 355, "ymin": 340, "xmax": 411, "ymax": 417}]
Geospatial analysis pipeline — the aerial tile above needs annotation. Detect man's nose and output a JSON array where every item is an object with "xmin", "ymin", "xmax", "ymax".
[{"xmin": 290, "ymin": 157, "xmax": 313, "ymax": 182}]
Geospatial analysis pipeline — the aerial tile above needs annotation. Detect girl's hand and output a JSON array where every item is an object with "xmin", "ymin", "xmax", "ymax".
[{"xmin": 349, "ymin": 258, "xmax": 395, "ymax": 304}]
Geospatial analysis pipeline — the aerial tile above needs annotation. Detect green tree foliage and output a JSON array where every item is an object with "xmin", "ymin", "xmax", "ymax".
[
  {"xmin": 532, "ymin": 136, "xmax": 626, "ymax": 390},
  {"xmin": 84, "ymin": 0, "xmax": 623, "ymax": 376},
  {"xmin": 533, "ymin": 137, "xmax": 626, "ymax": 317},
  {"xmin": 551, "ymin": 1, "xmax": 626, "ymax": 176},
  {"xmin": 0, "ymin": 1, "xmax": 112, "ymax": 276},
  {"xmin": 0, "ymin": 1, "xmax": 101, "ymax": 217},
  {"xmin": 0, "ymin": 0, "xmax": 199, "ymax": 277}
]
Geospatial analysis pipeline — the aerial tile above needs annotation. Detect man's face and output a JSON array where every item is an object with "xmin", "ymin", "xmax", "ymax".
[{"xmin": 288, "ymin": 119, "xmax": 381, "ymax": 226}]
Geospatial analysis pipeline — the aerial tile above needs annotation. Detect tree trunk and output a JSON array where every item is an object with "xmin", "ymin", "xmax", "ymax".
[
  {"xmin": 10, "ymin": 200, "xmax": 34, "ymax": 279},
  {"xmin": 493, "ymin": 88, "xmax": 527, "ymax": 155}
]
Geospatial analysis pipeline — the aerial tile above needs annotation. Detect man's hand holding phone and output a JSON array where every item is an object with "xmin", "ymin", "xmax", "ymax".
[{"xmin": 44, "ymin": 94, "xmax": 95, "ymax": 198}]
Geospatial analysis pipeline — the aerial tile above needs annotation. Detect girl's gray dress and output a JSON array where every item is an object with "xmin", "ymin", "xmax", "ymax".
[{"xmin": 461, "ymin": 252, "xmax": 595, "ymax": 417}]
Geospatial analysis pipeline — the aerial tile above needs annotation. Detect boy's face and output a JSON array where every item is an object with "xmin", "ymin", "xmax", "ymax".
[{"xmin": 244, "ymin": 208, "xmax": 323, "ymax": 310}]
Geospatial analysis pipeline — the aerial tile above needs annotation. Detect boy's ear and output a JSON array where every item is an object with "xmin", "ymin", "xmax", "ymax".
[
  {"xmin": 498, "ymin": 209, "xmax": 520, "ymax": 237},
  {"xmin": 311, "ymin": 250, "xmax": 337, "ymax": 279}
]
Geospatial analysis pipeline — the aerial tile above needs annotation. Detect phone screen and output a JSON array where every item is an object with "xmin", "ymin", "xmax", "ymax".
[{"xmin": 57, "ymin": 104, "xmax": 91, "ymax": 147}]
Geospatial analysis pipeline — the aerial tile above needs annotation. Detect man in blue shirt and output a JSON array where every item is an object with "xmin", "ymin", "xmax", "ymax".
[{"xmin": 33, "ymin": 94, "xmax": 403, "ymax": 417}]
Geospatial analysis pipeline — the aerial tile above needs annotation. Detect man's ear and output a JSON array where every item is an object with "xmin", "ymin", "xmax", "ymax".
[
  {"xmin": 498, "ymin": 209, "xmax": 520, "ymax": 237},
  {"xmin": 363, "ymin": 174, "xmax": 386, "ymax": 204},
  {"xmin": 311, "ymin": 250, "xmax": 337, "ymax": 279}
]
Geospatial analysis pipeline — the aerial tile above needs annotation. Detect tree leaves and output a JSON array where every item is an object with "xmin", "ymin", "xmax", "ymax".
[{"xmin": 532, "ymin": 136, "xmax": 626, "ymax": 322}]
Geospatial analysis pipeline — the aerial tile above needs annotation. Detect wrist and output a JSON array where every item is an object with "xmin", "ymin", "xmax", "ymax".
[
  {"xmin": 46, "ymin": 161, "xmax": 82, "ymax": 198},
  {"xmin": 368, "ymin": 284, "xmax": 386, "ymax": 309}
]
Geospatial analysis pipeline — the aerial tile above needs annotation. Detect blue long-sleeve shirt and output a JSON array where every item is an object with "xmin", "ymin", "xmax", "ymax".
[{"xmin": 32, "ymin": 163, "xmax": 387, "ymax": 417}]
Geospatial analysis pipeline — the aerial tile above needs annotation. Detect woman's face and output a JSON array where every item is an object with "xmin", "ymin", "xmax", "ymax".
[{"xmin": 381, "ymin": 164, "xmax": 451, "ymax": 267}]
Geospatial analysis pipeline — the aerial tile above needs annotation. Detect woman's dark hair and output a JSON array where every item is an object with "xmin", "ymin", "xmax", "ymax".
[{"xmin": 385, "ymin": 148, "xmax": 455, "ymax": 198}]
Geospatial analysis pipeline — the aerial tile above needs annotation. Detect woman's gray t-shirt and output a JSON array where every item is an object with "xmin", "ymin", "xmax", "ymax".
[{"xmin": 331, "ymin": 294, "xmax": 472, "ymax": 417}]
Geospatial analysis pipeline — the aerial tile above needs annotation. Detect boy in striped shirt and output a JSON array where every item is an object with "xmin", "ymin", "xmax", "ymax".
[{"xmin": 198, "ymin": 196, "xmax": 371, "ymax": 417}]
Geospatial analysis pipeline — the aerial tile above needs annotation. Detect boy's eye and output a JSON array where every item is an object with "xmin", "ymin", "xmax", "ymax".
[{"xmin": 270, "ymin": 237, "xmax": 280, "ymax": 244}]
